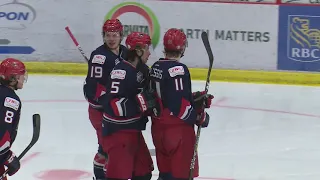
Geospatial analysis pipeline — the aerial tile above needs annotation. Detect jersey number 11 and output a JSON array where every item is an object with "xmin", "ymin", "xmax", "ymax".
[{"xmin": 175, "ymin": 78, "xmax": 183, "ymax": 91}]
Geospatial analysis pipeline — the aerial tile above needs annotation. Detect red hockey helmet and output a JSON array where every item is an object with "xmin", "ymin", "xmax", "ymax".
[
  {"xmin": 0, "ymin": 58, "xmax": 26, "ymax": 80},
  {"xmin": 163, "ymin": 28, "xmax": 187, "ymax": 51},
  {"xmin": 125, "ymin": 32, "xmax": 151, "ymax": 50},
  {"xmin": 102, "ymin": 19, "xmax": 123, "ymax": 32}
]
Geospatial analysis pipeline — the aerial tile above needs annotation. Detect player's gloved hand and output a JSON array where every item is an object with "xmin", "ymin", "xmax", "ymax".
[
  {"xmin": 196, "ymin": 112, "xmax": 210, "ymax": 128},
  {"xmin": 193, "ymin": 91, "xmax": 214, "ymax": 110},
  {"xmin": 4, "ymin": 151, "xmax": 20, "ymax": 176},
  {"xmin": 136, "ymin": 89, "xmax": 161, "ymax": 117}
]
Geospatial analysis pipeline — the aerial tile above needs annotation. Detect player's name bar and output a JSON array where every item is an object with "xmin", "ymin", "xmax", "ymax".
[{"xmin": 0, "ymin": 46, "xmax": 35, "ymax": 54}]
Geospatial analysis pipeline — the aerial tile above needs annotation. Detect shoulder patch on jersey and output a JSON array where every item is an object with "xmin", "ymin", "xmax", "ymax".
[
  {"xmin": 92, "ymin": 55, "xmax": 106, "ymax": 64},
  {"xmin": 111, "ymin": 70, "xmax": 126, "ymax": 80},
  {"xmin": 168, "ymin": 66, "xmax": 185, "ymax": 77},
  {"xmin": 4, "ymin": 97, "xmax": 20, "ymax": 111}
]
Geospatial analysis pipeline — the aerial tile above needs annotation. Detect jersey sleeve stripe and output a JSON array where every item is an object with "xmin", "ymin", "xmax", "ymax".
[
  {"xmin": 179, "ymin": 105, "xmax": 193, "ymax": 120},
  {"xmin": 178, "ymin": 98, "xmax": 193, "ymax": 120},
  {"xmin": 88, "ymin": 101, "xmax": 103, "ymax": 109},
  {"xmin": 110, "ymin": 98, "xmax": 127, "ymax": 116},
  {"xmin": 103, "ymin": 113, "xmax": 141, "ymax": 124},
  {"xmin": 85, "ymin": 97, "xmax": 103, "ymax": 109},
  {"xmin": 110, "ymin": 98, "xmax": 121, "ymax": 116}
]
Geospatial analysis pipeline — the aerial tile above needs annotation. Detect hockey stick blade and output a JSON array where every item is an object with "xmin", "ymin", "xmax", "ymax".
[
  {"xmin": 0, "ymin": 114, "xmax": 41, "ymax": 179},
  {"xmin": 201, "ymin": 31, "xmax": 214, "ymax": 93},
  {"xmin": 189, "ymin": 31, "xmax": 214, "ymax": 180},
  {"xmin": 18, "ymin": 114, "xmax": 41, "ymax": 159}
]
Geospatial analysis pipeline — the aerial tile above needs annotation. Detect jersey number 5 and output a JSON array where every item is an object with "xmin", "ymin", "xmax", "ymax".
[
  {"xmin": 111, "ymin": 81, "xmax": 120, "ymax": 93},
  {"xmin": 90, "ymin": 66, "xmax": 103, "ymax": 78},
  {"xmin": 5, "ymin": 110, "xmax": 14, "ymax": 123}
]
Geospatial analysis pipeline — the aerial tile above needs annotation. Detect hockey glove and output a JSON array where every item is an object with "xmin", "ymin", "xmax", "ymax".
[
  {"xmin": 4, "ymin": 151, "xmax": 20, "ymax": 176},
  {"xmin": 196, "ymin": 112, "xmax": 210, "ymax": 128},
  {"xmin": 193, "ymin": 91, "xmax": 214, "ymax": 111},
  {"xmin": 136, "ymin": 89, "xmax": 161, "ymax": 117}
]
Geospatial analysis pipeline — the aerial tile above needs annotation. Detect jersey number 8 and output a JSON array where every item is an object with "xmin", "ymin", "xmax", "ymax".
[
  {"xmin": 90, "ymin": 66, "xmax": 103, "ymax": 78},
  {"xmin": 5, "ymin": 110, "xmax": 14, "ymax": 123}
]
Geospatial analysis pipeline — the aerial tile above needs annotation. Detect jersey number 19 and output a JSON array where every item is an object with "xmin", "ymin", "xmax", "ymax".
[{"xmin": 90, "ymin": 66, "xmax": 103, "ymax": 78}]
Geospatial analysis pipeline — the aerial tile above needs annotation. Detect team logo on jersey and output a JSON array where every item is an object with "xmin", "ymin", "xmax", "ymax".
[
  {"xmin": 111, "ymin": 70, "xmax": 126, "ymax": 80},
  {"xmin": 168, "ymin": 66, "xmax": 185, "ymax": 77},
  {"xmin": 115, "ymin": 58, "xmax": 120, "ymax": 65},
  {"xmin": 4, "ymin": 97, "xmax": 20, "ymax": 110},
  {"xmin": 92, "ymin": 55, "xmax": 106, "ymax": 64}
]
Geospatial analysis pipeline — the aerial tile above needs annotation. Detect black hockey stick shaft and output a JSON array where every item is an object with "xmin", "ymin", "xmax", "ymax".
[
  {"xmin": 65, "ymin": 26, "xmax": 89, "ymax": 62},
  {"xmin": 189, "ymin": 31, "xmax": 214, "ymax": 180},
  {"xmin": 0, "ymin": 114, "xmax": 41, "ymax": 179}
]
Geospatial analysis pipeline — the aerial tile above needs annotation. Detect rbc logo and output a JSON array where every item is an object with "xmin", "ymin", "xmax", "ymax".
[{"xmin": 287, "ymin": 16, "xmax": 320, "ymax": 62}]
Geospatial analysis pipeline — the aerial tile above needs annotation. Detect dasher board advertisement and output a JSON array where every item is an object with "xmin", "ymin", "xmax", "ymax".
[
  {"xmin": 277, "ymin": 5, "xmax": 320, "ymax": 72},
  {"xmin": 104, "ymin": 1, "xmax": 278, "ymax": 69},
  {"xmin": 281, "ymin": 0, "xmax": 320, "ymax": 4},
  {"xmin": 0, "ymin": 0, "xmax": 278, "ymax": 70}
]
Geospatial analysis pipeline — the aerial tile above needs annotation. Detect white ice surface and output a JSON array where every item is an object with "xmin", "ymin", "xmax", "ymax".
[{"xmin": 7, "ymin": 75, "xmax": 320, "ymax": 180}]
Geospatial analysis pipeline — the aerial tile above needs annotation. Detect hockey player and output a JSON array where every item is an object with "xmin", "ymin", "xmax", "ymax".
[
  {"xmin": 83, "ymin": 19, "xmax": 127, "ymax": 180},
  {"xmin": 102, "ymin": 32, "xmax": 159, "ymax": 180},
  {"xmin": 0, "ymin": 58, "xmax": 28, "ymax": 180},
  {"xmin": 149, "ymin": 28, "xmax": 214, "ymax": 180}
]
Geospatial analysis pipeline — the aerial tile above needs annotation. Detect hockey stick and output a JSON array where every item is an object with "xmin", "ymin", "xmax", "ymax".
[
  {"xmin": 0, "ymin": 114, "xmax": 41, "ymax": 180},
  {"xmin": 189, "ymin": 31, "xmax": 214, "ymax": 180},
  {"xmin": 65, "ymin": 26, "xmax": 89, "ymax": 62}
]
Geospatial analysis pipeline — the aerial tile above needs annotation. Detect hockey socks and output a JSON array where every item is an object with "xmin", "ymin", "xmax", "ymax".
[
  {"xmin": 158, "ymin": 172, "xmax": 172, "ymax": 180},
  {"xmin": 93, "ymin": 153, "xmax": 107, "ymax": 179},
  {"xmin": 132, "ymin": 173, "xmax": 152, "ymax": 180}
]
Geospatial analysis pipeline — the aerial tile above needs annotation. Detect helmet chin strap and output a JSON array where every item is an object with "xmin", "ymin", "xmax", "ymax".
[
  {"xmin": 129, "ymin": 48, "xmax": 143, "ymax": 67},
  {"xmin": 134, "ymin": 52, "xmax": 143, "ymax": 71},
  {"xmin": 180, "ymin": 47, "xmax": 186, "ymax": 58}
]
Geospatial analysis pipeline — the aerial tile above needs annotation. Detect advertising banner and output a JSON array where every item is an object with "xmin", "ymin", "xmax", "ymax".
[
  {"xmin": 155, "ymin": 0, "xmax": 277, "ymax": 3},
  {"xmin": 0, "ymin": 0, "xmax": 278, "ymax": 70},
  {"xmin": 277, "ymin": 5, "xmax": 320, "ymax": 71},
  {"xmin": 103, "ymin": 1, "xmax": 279, "ymax": 69},
  {"xmin": 0, "ymin": 0, "xmax": 36, "ymax": 54},
  {"xmin": 281, "ymin": 0, "xmax": 320, "ymax": 4}
]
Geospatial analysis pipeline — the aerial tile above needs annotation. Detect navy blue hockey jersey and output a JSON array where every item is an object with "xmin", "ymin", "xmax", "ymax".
[
  {"xmin": 150, "ymin": 58, "xmax": 197, "ymax": 125},
  {"xmin": 83, "ymin": 44, "xmax": 127, "ymax": 109},
  {"xmin": 0, "ymin": 85, "xmax": 21, "ymax": 164},
  {"xmin": 102, "ymin": 61, "xmax": 149, "ymax": 136}
]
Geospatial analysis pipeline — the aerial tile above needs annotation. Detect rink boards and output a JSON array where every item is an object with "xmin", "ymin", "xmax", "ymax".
[
  {"xmin": 0, "ymin": 0, "xmax": 320, "ymax": 85},
  {"xmin": 24, "ymin": 62, "xmax": 320, "ymax": 86}
]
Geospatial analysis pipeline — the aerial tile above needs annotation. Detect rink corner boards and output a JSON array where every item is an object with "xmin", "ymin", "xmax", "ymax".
[{"xmin": 24, "ymin": 62, "xmax": 320, "ymax": 86}]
